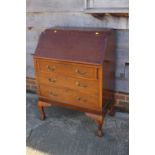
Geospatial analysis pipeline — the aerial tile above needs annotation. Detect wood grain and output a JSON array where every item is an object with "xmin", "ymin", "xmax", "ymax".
[
  {"xmin": 34, "ymin": 28, "xmax": 116, "ymax": 137},
  {"xmin": 39, "ymin": 84, "xmax": 100, "ymax": 110},
  {"xmin": 36, "ymin": 58, "xmax": 98, "ymax": 80},
  {"xmin": 37, "ymin": 72, "xmax": 99, "ymax": 95}
]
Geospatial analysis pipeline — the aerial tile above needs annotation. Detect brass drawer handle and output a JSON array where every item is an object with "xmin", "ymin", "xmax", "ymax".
[
  {"xmin": 48, "ymin": 78, "xmax": 56, "ymax": 83},
  {"xmin": 75, "ymin": 82, "xmax": 87, "ymax": 88},
  {"xmin": 46, "ymin": 65, "xmax": 56, "ymax": 71},
  {"xmin": 49, "ymin": 92, "xmax": 58, "ymax": 96},
  {"xmin": 76, "ymin": 97, "xmax": 87, "ymax": 102},
  {"xmin": 75, "ymin": 69, "xmax": 86, "ymax": 75}
]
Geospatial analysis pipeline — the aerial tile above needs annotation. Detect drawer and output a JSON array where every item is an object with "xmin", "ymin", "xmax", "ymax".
[
  {"xmin": 36, "ymin": 59, "xmax": 98, "ymax": 80},
  {"xmin": 39, "ymin": 85, "xmax": 99, "ymax": 110},
  {"xmin": 37, "ymin": 73, "xmax": 99, "ymax": 95}
]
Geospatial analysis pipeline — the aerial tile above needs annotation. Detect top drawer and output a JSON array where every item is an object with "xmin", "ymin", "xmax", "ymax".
[{"xmin": 35, "ymin": 59, "xmax": 98, "ymax": 80}]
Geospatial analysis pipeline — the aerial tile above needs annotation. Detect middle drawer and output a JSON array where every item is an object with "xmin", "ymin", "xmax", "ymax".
[{"xmin": 37, "ymin": 73, "xmax": 99, "ymax": 95}]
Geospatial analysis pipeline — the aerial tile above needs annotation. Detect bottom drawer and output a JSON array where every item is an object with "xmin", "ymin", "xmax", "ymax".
[{"xmin": 39, "ymin": 85, "xmax": 99, "ymax": 110}]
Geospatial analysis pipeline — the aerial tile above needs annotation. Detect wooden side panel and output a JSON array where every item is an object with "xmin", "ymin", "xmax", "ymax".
[
  {"xmin": 98, "ymin": 66, "xmax": 103, "ymax": 111},
  {"xmin": 102, "ymin": 30, "xmax": 115, "ymax": 102}
]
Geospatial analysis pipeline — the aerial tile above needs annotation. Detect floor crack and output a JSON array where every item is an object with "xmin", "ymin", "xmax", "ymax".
[{"xmin": 27, "ymin": 129, "xmax": 33, "ymax": 142}]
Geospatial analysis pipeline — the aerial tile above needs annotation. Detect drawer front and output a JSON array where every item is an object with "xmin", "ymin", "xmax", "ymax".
[
  {"xmin": 37, "ymin": 73, "xmax": 99, "ymax": 95},
  {"xmin": 37, "ymin": 59, "xmax": 97, "ymax": 80},
  {"xmin": 39, "ymin": 85, "xmax": 99, "ymax": 110}
]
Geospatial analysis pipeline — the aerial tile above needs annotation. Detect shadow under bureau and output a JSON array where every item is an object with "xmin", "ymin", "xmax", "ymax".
[{"xmin": 33, "ymin": 28, "xmax": 116, "ymax": 137}]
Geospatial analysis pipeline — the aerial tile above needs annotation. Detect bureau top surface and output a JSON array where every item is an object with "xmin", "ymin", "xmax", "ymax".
[{"xmin": 34, "ymin": 28, "xmax": 114, "ymax": 65}]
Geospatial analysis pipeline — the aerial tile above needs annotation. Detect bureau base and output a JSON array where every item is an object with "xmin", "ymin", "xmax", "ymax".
[{"xmin": 37, "ymin": 99, "xmax": 115, "ymax": 137}]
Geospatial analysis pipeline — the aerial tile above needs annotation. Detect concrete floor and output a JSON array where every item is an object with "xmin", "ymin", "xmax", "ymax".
[{"xmin": 26, "ymin": 93, "xmax": 129, "ymax": 155}]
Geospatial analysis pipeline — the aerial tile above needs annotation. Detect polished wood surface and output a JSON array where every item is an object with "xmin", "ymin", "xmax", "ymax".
[
  {"xmin": 36, "ymin": 59, "xmax": 98, "ymax": 80},
  {"xmin": 34, "ymin": 28, "xmax": 115, "ymax": 137},
  {"xmin": 38, "ymin": 73, "xmax": 99, "ymax": 95},
  {"xmin": 38, "ymin": 100, "xmax": 52, "ymax": 120},
  {"xmin": 34, "ymin": 28, "xmax": 114, "ymax": 65},
  {"xmin": 39, "ymin": 84, "xmax": 99, "ymax": 110}
]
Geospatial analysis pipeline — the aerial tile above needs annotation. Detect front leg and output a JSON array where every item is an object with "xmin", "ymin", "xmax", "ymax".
[
  {"xmin": 85, "ymin": 113, "xmax": 104, "ymax": 137},
  {"xmin": 95, "ymin": 115, "xmax": 104, "ymax": 137},
  {"xmin": 37, "ymin": 100, "xmax": 51, "ymax": 120}
]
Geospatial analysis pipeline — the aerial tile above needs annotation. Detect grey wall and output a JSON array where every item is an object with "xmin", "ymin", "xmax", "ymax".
[{"xmin": 26, "ymin": 0, "xmax": 129, "ymax": 93}]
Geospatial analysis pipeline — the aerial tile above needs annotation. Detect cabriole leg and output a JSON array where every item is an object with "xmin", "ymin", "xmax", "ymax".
[
  {"xmin": 85, "ymin": 113, "xmax": 104, "ymax": 137},
  {"xmin": 37, "ymin": 100, "xmax": 51, "ymax": 120},
  {"xmin": 96, "ymin": 115, "xmax": 104, "ymax": 137},
  {"xmin": 38, "ymin": 101, "xmax": 45, "ymax": 120}
]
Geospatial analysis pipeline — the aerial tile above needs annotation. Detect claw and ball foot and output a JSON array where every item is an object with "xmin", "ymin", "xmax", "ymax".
[{"xmin": 85, "ymin": 113, "xmax": 104, "ymax": 137}]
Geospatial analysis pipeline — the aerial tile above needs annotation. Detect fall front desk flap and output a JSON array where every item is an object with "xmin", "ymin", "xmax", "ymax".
[{"xmin": 34, "ymin": 28, "xmax": 115, "ymax": 65}]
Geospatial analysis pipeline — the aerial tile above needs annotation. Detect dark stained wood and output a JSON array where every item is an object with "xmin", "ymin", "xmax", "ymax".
[
  {"xmin": 34, "ymin": 28, "xmax": 114, "ymax": 65},
  {"xmin": 38, "ymin": 100, "xmax": 52, "ymax": 120},
  {"xmin": 33, "ymin": 28, "xmax": 116, "ymax": 137}
]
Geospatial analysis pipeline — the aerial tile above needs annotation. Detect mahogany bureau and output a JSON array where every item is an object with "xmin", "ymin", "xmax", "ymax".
[{"xmin": 33, "ymin": 28, "xmax": 115, "ymax": 137}]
